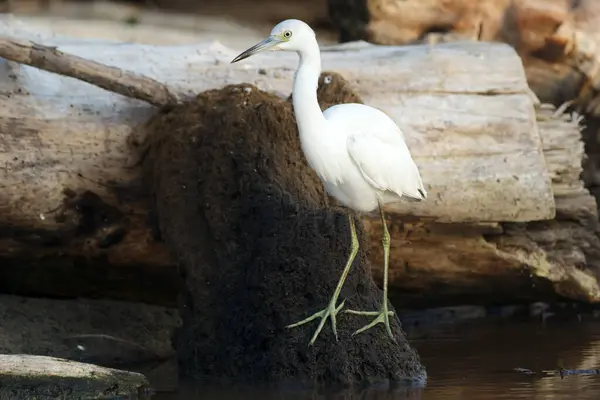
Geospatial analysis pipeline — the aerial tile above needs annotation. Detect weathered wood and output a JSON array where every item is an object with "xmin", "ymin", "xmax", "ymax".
[
  {"xmin": 327, "ymin": 0, "xmax": 600, "ymax": 238},
  {"xmin": 0, "ymin": 21, "xmax": 567, "ymax": 306},
  {"xmin": 368, "ymin": 105, "xmax": 600, "ymax": 306},
  {"xmin": 0, "ymin": 354, "xmax": 151, "ymax": 400},
  {"xmin": 0, "ymin": 21, "xmax": 553, "ymax": 222}
]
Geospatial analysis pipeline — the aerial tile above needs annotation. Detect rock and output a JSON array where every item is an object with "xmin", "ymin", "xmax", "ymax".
[
  {"xmin": 0, "ymin": 295, "xmax": 179, "ymax": 369},
  {"xmin": 142, "ymin": 81, "xmax": 426, "ymax": 385},
  {"xmin": 0, "ymin": 354, "xmax": 151, "ymax": 400}
]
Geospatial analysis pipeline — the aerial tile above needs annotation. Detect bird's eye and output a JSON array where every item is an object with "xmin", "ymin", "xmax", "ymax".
[{"xmin": 283, "ymin": 30, "xmax": 292, "ymax": 39}]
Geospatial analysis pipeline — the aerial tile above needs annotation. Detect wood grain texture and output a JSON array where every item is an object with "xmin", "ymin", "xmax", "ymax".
[
  {"xmin": 368, "ymin": 105, "xmax": 600, "ymax": 306},
  {"xmin": 0, "ymin": 22, "xmax": 554, "ymax": 226}
]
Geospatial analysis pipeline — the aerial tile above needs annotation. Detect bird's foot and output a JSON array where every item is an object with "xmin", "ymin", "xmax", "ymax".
[
  {"xmin": 286, "ymin": 298, "xmax": 346, "ymax": 346},
  {"xmin": 345, "ymin": 303, "xmax": 395, "ymax": 339}
]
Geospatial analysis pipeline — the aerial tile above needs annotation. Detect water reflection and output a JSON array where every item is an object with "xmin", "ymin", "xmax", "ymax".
[
  {"xmin": 153, "ymin": 317, "xmax": 600, "ymax": 399},
  {"xmin": 160, "ymin": 384, "xmax": 425, "ymax": 400}
]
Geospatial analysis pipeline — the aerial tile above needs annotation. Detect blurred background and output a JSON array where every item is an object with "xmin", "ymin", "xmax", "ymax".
[{"xmin": 0, "ymin": 0, "xmax": 339, "ymax": 48}]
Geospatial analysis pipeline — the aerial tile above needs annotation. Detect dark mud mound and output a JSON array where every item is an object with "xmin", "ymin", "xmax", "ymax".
[
  {"xmin": 142, "ymin": 72, "xmax": 426, "ymax": 386},
  {"xmin": 288, "ymin": 71, "xmax": 363, "ymax": 110}
]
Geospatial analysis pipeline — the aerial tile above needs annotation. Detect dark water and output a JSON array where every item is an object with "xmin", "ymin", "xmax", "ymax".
[{"xmin": 152, "ymin": 308, "xmax": 600, "ymax": 399}]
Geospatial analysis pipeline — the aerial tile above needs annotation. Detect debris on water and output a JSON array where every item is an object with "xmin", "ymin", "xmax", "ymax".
[
  {"xmin": 513, "ymin": 367, "xmax": 600, "ymax": 378},
  {"xmin": 542, "ymin": 368, "xmax": 600, "ymax": 378},
  {"xmin": 513, "ymin": 367, "xmax": 536, "ymax": 375}
]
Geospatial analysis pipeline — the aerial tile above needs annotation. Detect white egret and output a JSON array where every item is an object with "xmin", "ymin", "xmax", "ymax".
[{"xmin": 231, "ymin": 19, "xmax": 426, "ymax": 346}]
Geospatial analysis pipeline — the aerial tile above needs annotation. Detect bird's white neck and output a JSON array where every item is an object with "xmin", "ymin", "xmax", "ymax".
[{"xmin": 292, "ymin": 42, "xmax": 326, "ymax": 141}]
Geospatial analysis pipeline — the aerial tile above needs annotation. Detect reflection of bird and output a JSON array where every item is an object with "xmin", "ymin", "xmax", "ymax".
[{"xmin": 231, "ymin": 19, "xmax": 426, "ymax": 346}]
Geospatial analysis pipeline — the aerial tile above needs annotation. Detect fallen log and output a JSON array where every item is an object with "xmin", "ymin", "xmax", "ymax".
[
  {"xmin": 327, "ymin": 0, "xmax": 600, "ymax": 216},
  {"xmin": 0, "ymin": 21, "xmax": 554, "ymax": 222},
  {"xmin": 0, "ymin": 20, "xmax": 592, "ymax": 310},
  {"xmin": 371, "ymin": 104, "xmax": 600, "ymax": 307},
  {"xmin": 326, "ymin": 0, "xmax": 600, "ymax": 305}
]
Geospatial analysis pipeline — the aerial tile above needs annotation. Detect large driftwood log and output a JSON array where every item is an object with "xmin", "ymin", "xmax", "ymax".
[
  {"xmin": 327, "ymin": 0, "xmax": 600, "ymax": 216},
  {"xmin": 327, "ymin": 2, "xmax": 600, "ymax": 304},
  {"xmin": 0, "ymin": 23, "xmax": 554, "ymax": 223},
  {"xmin": 0, "ymin": 21, "xmax": 594, "ymax": 307}
]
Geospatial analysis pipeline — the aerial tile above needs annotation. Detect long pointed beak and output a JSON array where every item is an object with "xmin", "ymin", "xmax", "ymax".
[{"xmin": 231, "ymin": 36, "xmax": 281, "ymax": 63}]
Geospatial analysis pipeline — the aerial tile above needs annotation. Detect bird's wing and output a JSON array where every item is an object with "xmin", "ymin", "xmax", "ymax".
[{"xmin": 346, "ymin": 130, "xmax": 426, "ymax": 201}]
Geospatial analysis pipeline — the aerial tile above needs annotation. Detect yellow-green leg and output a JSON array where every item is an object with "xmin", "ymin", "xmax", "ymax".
[
  {"xmin": 345, "ymin": 203, "xmax": 395, "ymax": 339},
  {"xmin": 286, "ymin": 214, "xmax": 359, "ymax": 346}
]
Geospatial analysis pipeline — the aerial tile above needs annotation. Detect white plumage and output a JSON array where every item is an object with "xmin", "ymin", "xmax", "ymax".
[
  {"xmin": 231, "ymin": 19, "xmax": 426, "ymax": 346},
  {"xmin": 323, "ymin": 103, "xmax": 426, "ymax": 212}
]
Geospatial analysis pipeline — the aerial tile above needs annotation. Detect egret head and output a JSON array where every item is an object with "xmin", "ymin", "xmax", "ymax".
[{"xmin": 231, "ymin": 19, "xmax": 316, "ymax": 63}]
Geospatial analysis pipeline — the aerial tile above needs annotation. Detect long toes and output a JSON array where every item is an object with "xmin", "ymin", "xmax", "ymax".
[
  {"xmin": 308, "ymin": 315, "xmax": 329, "ymax": 347},
  {"xmin": 344, "ymin": 309, "xmax": 380, "ymax": 316},
  {"xmin": 383, "ymin": 312, "xmax": 394, "ymax": 339},
  {"xmin": 288, "ymin": 302, "xmax": 345, "ymax": 346},
  {"xmin": 352, "ymin": 314, "xmax": 385, "ymax": 337},
  {"xmin": 344, "ymin": 310, "xmax": 395, "ymax": 316},
  {"xmin": 286, "ymin": 318, "xmax": 313, "ymax": 329},
  {"xmin": 331, "ymin": 315, "xmax": 338, "ymax": 341},
  {"xmin": 286, "ymin": 309, "xmax": 325, "ymax": 329}
]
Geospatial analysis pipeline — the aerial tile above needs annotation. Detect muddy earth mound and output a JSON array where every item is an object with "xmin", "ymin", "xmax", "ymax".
[{"xmin": 142, "ymin": 72, "xmax": 426, "ymax": 386}]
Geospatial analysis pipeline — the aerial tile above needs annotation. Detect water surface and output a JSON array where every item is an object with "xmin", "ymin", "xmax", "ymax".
[{"xmin": 153, "ymin": 310, "xmax": 600, "ymax": 399}]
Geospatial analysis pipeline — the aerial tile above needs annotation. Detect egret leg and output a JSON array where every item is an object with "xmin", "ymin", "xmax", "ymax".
[
  {"xmin": 286, "ymin": 214, "xmax": 359, "ymax": 346},
  {"xmin": 344, "ymin": 204, "xmax": 395, "ymax": 339}
]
